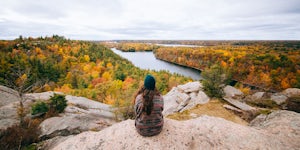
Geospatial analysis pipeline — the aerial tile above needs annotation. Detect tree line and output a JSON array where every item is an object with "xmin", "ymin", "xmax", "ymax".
[{"xmin": 154, "ymin": 42, "xmax": 300, "ymax": 91}]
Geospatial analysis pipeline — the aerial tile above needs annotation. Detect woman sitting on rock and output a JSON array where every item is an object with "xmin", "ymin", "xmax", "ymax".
[{"xmin": 134, "ymin": 75, "xmax": 164, "ymax": 136}]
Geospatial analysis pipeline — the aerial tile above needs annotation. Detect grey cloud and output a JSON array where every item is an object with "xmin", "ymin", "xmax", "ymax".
[{"xmin": 0, "ymin": 0, "xmax": 299, "ymax": 40}]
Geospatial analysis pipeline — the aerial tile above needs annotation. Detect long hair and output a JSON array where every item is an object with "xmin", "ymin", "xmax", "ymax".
[{"xmin": 134, "ymin": 86, "xmax": 160, "ymax": 115}]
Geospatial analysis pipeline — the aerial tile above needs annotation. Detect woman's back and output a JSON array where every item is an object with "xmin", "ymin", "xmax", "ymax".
[{"xmin": 135, "ymin": 94, "xmax": 164, "ymax": 136}]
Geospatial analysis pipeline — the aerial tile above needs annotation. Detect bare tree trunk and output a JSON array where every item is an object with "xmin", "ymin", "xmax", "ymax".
[{"xmin": 18, "ymin": 93, "xmax": 25, "ymax": 126}]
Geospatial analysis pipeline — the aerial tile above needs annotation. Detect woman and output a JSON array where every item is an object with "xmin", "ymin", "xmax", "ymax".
[{"xmin": 134, "ymin": 75, "xmax": 164, "ymax": 136}]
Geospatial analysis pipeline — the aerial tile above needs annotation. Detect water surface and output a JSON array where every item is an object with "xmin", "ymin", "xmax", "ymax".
[{"xmin": 111, "ymin": 48, "xmax": 201, "ymax": 80}]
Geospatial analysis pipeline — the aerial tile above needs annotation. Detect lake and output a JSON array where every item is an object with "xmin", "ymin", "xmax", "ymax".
[{"xmin": 111, "ymin": 48, "xmax": 202, "ymax": 80}]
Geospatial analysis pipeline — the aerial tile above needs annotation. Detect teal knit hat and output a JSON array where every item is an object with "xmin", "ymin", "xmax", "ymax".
[{"xmin": 144, "ymin": 75, "xmax": 155, "ymax": 90}]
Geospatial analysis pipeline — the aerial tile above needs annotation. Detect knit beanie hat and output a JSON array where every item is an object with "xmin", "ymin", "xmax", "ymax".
[{"xmin": 144, "ymin": 75, "xmax": 156, "ymax": 90}]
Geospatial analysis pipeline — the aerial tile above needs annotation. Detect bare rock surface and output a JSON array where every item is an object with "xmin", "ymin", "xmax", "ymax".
[
  {"xmin": 223, "ymin": 85, "xmax": 244, "ymax": 98},
  {"xmin": 270, "ymin": 93, "xmax": 288, "ymax": 105},
  {"xmin": 0, "ymin": 86, "xmax": 117, "ymax": 140},
  {"xmin": 177, "ymin": 81, "xmax": 203, "ymax": 93},
  {"xmin": 223, "ymin": 97, "xmax": 256, "ymax": 111},
  {"xmin": 180, "ymin": 91, "xmax": 210, "ymax": 112},
  {"xmin": 38, "ymin": 135, "xmax": 75, "ymax": 150},
  {"xmin": 53, "ymin": 110, "xmax": 300, "ymax": 150},
  {"xmin": 0, "ymin": 85, "xmax": 20, "ymax": 107},
  {"xmin": 36, "ymin": 93, "xmax": 117, "ymax": 140},
  {"xmin": 0, "ymin": 86, "xmax": 20, "ymax": 130},
  {"xmin": 250, "ymin": 92, "xmax": 266, "ymax": 100},
  {"xmin": 39, "ymin": 113, "xmax": 114, "ymax": 140},
  {"xmin": 282, "ymin": 88, "xmax": 300, "ymax": 98}
]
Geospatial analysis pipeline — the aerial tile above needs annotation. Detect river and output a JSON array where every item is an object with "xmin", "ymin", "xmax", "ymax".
[{"xmin": 111, "ymin": 48, "xmax": 202, "ymax": 80}]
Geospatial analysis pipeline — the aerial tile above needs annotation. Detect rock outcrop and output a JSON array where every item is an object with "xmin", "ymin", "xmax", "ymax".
[
  {"xmin": 270, "ymin": 93, "xmax": 288, "ymax": 105},
  {"xmin": 282, "ymin": 88, "xmax": 300, "ymax": 98},
  {"xmin": 222, "ymin": 85, "xmax": 256, "ymax": 114},
  {"xmin": 25, "ymin": 92, "xmax": 117, "ymax": 140},
  {"xmin": 2, "ymin": 84, "xmax": 300, "ymax": 149},
  {"xmin": 0, "ymin": 85, "xmax": 20, "ymax": 107},
  {"xmin": 242, "ymin": 88, "xmax": 300, "ymax": 112},
  {"xmin": 0, "ymin": 85, "xmax": 20, "ymax": 130},
  {"xmin": 223, "ymin": 97, "xmax": 256, "ymax": 111},
  {"xmin": 0, "ymin": 86, "xmax": 117, "ymax": 144},
  {"xmin": 52, "ymin": 110, "xmax": 300, "ymax": 150},
  {"xmin": 223, "ymin": 85, "xmax": 244, "ymax": 98},
  {"xmin": 163, "ymin": 81, "xmax": 209, "ymax": 116}
]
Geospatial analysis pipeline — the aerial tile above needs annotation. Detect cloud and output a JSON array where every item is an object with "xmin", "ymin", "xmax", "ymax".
[{"xmin": 0, "ymin": 0, "xmax": 299, "ymax": 40}]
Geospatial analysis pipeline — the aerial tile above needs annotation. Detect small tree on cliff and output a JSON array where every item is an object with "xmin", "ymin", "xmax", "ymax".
[
  {"xmin": 4, "ymin": 67, "xmax": 47, "ymax": 126},
  {"xmin": 201, "ymin": 64, "xmax": 232, "ymax": 98}
]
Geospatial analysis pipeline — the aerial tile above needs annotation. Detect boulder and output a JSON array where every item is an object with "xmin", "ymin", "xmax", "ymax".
[
  {"xmin": 163, "ymin": 87, "xmax": 183, "ymax": 116},
  {"xmin": 223, "ymin": 85, "xmax": 243, "ymax": 98},
  {"xmin": 26, "ymin": 92, "xmax": 113, "ymax": 112},
  {"xmin": 282, "ymin": 88, "xmax": 300, "ymax": 98},
  {"xmin": 163, "ymin": 85, "xmax": 210, "ymax": 116},
  {"xmin": 38, "ymin": 94, "xmax": 117, "ymax": 140},
  {"xmin": 0, "ymin": 103, "xmax": 19, "ymax": 130},
  {"xmin": 0, "ymin": 86, "xmax": 21, "ymax": 130},
  {"xmin": 0, "ymin": 85, "xmax": 20, "ymax": 107},
  {"xmin": 39, "ymin": 112, "xmax": 114, "ymax": 140},
  {"xmin": 251, "ymin": 92, "xmax": 266, "ymax": 100},
  {"xmin": 286, "ymin": 97, "xmax": 300, "ymax": 113},
  {"xmin": 25, "ymin": 91, "xmax": 61, "ymax": 101},
  {"xmin": 270, "ymin": 93, "xmax": 288, "ymax": 105},
  {"xmin": 177, "ymin": 81, "xmax": 203, "ymax": 93},
  {"xmin": 250, "ymin": 110, "xmax": 300, "ymax": 140},
  {"xmin": 66, "ymin": 95, "xmax": 112, "ymax": 111},
  {"xmin": 180, "ymin": 91, "xmax": 210, "ymax": 112},
  {"xmin": 223, "ymin": 97, "xmax": 256, "ymax": 111},
  {"xmin": 174, "ymin": 92, "xmax": 190, "ymax": 104},
  {"xmin": 176, "ymin": 97, "xmax": 191, "ymax": 112},
  {"xmin": 163, "ymin": 87, "xmax": 191, "ymax": 115},
  {"xmin": 52, "ymin": 111, "xmax": 300, "ymax": 150},
  {"xmin": 65, "ymin": 95, "xmax": 115, "ymax": 118}
]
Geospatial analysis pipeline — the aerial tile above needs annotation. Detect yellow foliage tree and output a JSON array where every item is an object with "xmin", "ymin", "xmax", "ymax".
[
  {"xmin": 102, "ymin": 71, "xmax": 112, "ymax": 81},
  {"xmin": 106, "ymin": 62, "xmax": 113, "ymax": 68},
  {"xmin": 281, "ymin": 78, "xmax": 290, "ymax": 89},
  {"xmin": 91, "ymin": 70, "xmax": 99, "ymax": 79},
  {"xmin": 84, "ymin": 55, "xmax": 90, "ymax": 62}
]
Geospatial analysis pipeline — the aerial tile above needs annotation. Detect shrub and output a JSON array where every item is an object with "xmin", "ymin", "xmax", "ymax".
[
  {"xmin": 235, "ymin": 83, "xmax": 251, "ymax": 96},
  {"xmin": 50, "ymin": 94, "xmax": 67, "ymax": 113},
  {"xmin": 31, "ymin": 101, "xmax": 49, "ymax": 115},
  {"xmin": 0, "ymin": 118, "xmax": 41, "ymax": 150},
  {"xmin": 201, "ymin": 64, "xmax": 232, "ymax": 98}
]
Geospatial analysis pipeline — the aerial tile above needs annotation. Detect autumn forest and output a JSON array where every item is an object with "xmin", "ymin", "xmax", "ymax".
[
  {"xmin": 1, "ymin": 36, "xmax": 300, "ymax": 116},
  {"xmin": 0, "ymin": 36, "xmax": 190, "ymax": 117},
  {"xmin": 107, "ymin": 41, "xmax": 300, "ymax": 91}
]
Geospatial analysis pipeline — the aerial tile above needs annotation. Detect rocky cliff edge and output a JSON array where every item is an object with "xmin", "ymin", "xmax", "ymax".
[{"xmin": 52, "ymin": 110, "xmax": 300, "ymax": 150}]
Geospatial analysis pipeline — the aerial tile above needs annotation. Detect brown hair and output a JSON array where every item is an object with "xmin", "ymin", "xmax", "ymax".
[{"xmin": 134, "ymin": 86, "xmax": 160, "ymax": 115}]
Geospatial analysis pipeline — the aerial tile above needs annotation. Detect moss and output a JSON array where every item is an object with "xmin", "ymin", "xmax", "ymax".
[
  {"xmin": 23, "ymin": 144, "xmax": 37, "ymax": 150},
  {"xmin": 258, "ymin": 109, "xmax": 272, "ymax": 115},
  {"xmin": 247, "ymin": 99, "xmax": 278, "ymax": 109},
  {"xmin": 167, "ymin": 110, "xmax": 191, "ymax": 120}
]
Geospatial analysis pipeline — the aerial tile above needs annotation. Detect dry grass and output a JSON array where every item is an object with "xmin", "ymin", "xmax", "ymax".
[{"xmin": 167, "ymin": 99, "xmax": 248, "ymax": 125}]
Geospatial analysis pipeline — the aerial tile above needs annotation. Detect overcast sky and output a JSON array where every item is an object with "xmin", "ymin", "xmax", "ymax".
[{"xmin": 1, "ymin": 0, "xmax": 300, "ymax": 40}]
